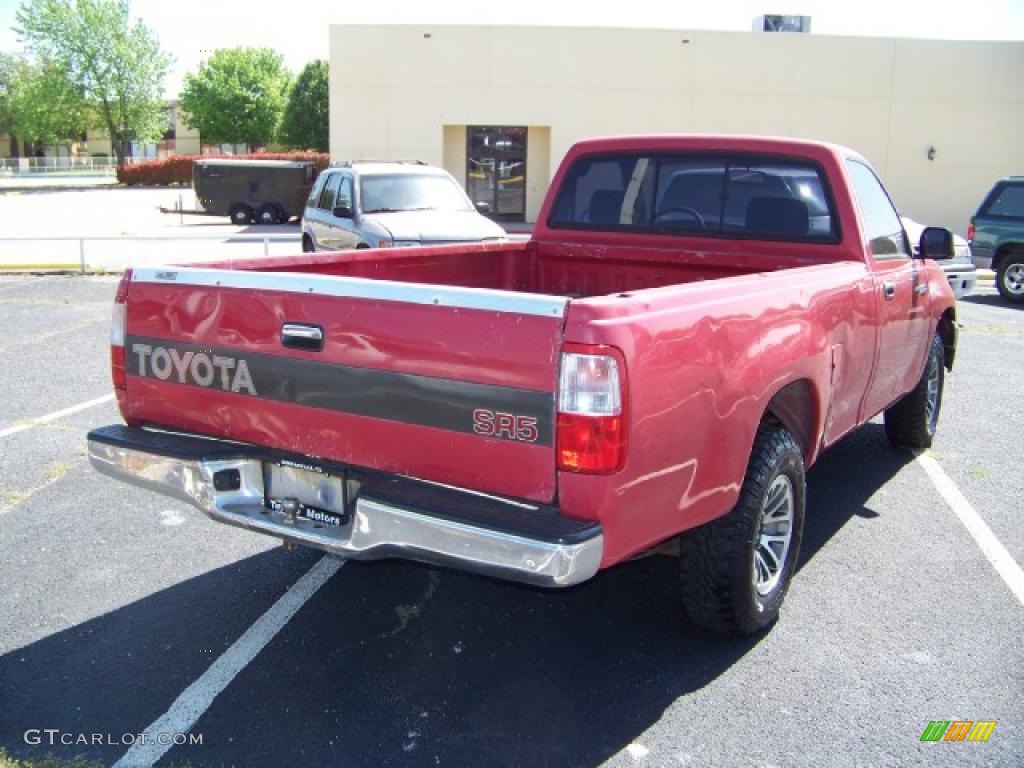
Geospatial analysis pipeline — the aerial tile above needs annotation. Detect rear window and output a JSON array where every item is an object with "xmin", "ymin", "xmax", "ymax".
[
  {"xmin": 548, "ymin": 153, "xmax": 838, "ymax": 242},
  {"xmin": 981, "ymin": 183, "xmax": 1024, "ymax": 219}
]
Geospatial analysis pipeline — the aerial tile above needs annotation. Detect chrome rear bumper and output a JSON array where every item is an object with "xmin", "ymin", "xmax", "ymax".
[{"xmin": 87, "ymin": 426, "xmax": 602, "ymax": 588}]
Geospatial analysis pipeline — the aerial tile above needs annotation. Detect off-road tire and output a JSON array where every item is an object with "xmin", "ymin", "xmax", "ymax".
[
  {"xmin": 679, "ymin": 423, "xmax": 806, "ymax": 636},
  {"xmin": 884, "ymin": 332, "xmax": 944, "ymax": 449}
]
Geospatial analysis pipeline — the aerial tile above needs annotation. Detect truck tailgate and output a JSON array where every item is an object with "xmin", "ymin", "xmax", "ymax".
[{"xmin": 121, "ymin": 267, "xmax": 568, "ymax": 502}]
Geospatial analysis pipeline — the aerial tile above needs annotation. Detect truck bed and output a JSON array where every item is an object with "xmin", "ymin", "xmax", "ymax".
[{"xmin": 214, "ymin": 239, "xmax": 847, "ymax": 298}]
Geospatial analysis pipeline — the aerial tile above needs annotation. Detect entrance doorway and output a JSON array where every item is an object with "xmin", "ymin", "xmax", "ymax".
[{"xmin": 466, "ymin": 126, "xmax": 527, "ymax": 222}]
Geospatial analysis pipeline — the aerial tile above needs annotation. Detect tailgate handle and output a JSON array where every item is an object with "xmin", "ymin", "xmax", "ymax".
[{"xmin": 281, "ymin": 323, "xmax": 324, "ymax": 352}]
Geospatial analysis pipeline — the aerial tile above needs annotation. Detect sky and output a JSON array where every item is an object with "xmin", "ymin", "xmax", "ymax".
[{"xmin": 1, "ymin": 0, "xmax": 1023, "ymax": 96}]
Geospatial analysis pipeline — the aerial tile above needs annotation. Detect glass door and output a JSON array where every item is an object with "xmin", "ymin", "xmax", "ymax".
[{"xmin": 467, "ymin": 126, "xmax": 527, "ymax": 222}]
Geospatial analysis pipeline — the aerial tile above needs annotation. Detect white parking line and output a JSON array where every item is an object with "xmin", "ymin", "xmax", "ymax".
[
  {"xmin": 917, "ymin": 453, "xmax": 1024, "ymax": 607},
  {"xmin": 113, "ymin": 555, "xmax": 344, "ymax": 768},
  {"xmin": 0, "ymin": 393, "xmax": 114, "ymax": 439}
]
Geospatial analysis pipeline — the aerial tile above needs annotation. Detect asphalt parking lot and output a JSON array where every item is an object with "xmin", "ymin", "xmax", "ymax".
[{"xmin": 0, "ymin": 275, "xmax": 1021, "ymax": 768}]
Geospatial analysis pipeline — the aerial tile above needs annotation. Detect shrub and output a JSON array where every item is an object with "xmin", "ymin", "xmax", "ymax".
[
  {"xmin": 116, "ymin": 152, "xmax": 330, "ymax": 186},
  {"xmin": 116, "ymin": 154, "xmax": 194, "ymax": 185}
]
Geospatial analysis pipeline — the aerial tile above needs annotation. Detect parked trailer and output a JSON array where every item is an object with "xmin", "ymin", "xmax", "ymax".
[{"xmin": 193, "ymin": 159, "xmax": 315, "ymax": 225}]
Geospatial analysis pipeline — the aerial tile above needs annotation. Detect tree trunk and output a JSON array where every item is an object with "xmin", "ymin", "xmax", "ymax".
[{"xmin": 99, "ymin": 100, "xmax": 126, "ymax": 167}]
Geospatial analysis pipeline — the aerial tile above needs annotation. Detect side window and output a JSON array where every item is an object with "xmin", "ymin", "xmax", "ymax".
[
  {"xmin": 549, "ymin": 156, "xmax": 652, "ymax": 227},
  {"xmin": 318, "ymin": 173, "xmax": 341, "ymax": 211},
  {"xmin": 983, "ymin": 184, "xmax": 1024, "ymax": 219},
  {"xmin": 846, "ymin": 160, "xmax": 909, "ymax": 259},
  {"xmin": 336, "ymin": 176, "xmax": 353, "ymax": 209}
]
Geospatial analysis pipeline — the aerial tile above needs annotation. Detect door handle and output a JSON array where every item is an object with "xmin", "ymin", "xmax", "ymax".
[
  {"xmin": 882, "ymin": 282, "xmax": 896, "ymax": 300},
  {"xmin": 915, "ymin": 283, "xmax": 929, "ymax": 296},
  {"xmin": 281, "ymin": 323, "xmax": 324, "ymax": 352}
]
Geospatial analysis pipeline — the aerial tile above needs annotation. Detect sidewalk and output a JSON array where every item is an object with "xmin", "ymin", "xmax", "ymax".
[{"xmin": 0, "ymin": 173, "xmax": 119, "ymax": 192}]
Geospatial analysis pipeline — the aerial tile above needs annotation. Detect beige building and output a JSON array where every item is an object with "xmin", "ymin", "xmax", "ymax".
[
  {"xmin": 83, "ymin": 100, "xmax": 202, "ymax": 159},
  {"xmin": 329, "ymin": 24, "xmax": 1024, "ymax": 232},
  {"xmin": 1, "ymin": 100, "xmax": 202, "ymax": 160}
]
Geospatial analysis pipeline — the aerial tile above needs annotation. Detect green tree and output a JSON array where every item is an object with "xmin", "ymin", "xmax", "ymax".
[
  {"xmin": 278, "ymin": 59, "xmax": 328, "ymax": 151},
  {"xmin": 0, "ymin": 53, "xmax": 17, "ymax": 155},
  {"xmin": 14, "ymin": 0, "xmax": 171, "ymax": 163},
  {"xmin": 179, "ymin": 47, "xmax": 292, "ymax": 148},
  {"xmin": 5, "ymin": 57, "xmax": 92, "ymax": 152}
]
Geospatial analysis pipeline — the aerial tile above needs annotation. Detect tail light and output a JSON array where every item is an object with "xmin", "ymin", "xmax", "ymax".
[
  {"xmin": 967, "ymin": 223, "xmax": 975, "ymax": 242},
  {"xmin": 110, "ymin": 269, "xmax": 132, "ymax": 390},
  {"xmin": 557, "ymin": 349, "xmax": 626, "ymax": 473}
]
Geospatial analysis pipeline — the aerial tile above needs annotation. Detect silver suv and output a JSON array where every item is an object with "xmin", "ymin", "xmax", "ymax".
[{"xmin": 301, "ymin": 162, "xmax": 506, "ymax": 251}]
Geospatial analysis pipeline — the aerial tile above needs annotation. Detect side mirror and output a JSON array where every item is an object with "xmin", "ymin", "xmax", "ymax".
[
  {"xmin": 919, "ymin": 227, "xmax": 954, "ymax": 260},
  {"xmin": 474, "ymin": 201, "xmax": 492, "ymax": 215},
  {"xmin": 332, "ymin": 204, "xmax": 353, "ymax": 219}
]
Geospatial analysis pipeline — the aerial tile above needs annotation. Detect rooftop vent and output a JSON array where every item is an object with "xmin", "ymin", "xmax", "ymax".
[{"xmin": 754, "ymin": 15, "xmax": 812, "ymax": 33}]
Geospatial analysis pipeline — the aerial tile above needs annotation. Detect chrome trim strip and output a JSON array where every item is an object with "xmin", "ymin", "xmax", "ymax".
[
  {"xmin": 131, "ymin": 266, "xmax": 569, "ymax": 318},
  {"xmin": 88, "ymin": 439, "xmax": 602, "ymax": 588}
]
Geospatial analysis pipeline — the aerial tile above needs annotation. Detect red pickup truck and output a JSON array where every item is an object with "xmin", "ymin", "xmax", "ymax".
[{"xmin": 88, "ymin": 136, "xmax": 958, "ymax": 635}]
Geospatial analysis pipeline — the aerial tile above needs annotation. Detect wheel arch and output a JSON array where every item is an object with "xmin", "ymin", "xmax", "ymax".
[
  {"xmin": 762, "ymin": 378, "xmax": 820, "ymax": 466},
  {"xmin": 992, "ymin": 241, "xmax": 1024, "ymax": 272},
  {"xmin": 937, "ymin": 308, "xmax": 957, "ymax": 371}
]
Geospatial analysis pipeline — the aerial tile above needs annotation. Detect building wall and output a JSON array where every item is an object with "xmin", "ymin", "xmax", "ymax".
[
  {"xmin": 172, "ymin": 102, "xmax": 202, "ymax": 155},
  {"xmin": 329, "ymin": 24, "xmax": 1024, "ymax": 232},
  {"xmin": 85, "ymin": 128, "xmax": 113, "ymax": 157},
  {"xmin": 82, "ymin": 101, "xmax": 202, "ymax": 157}
]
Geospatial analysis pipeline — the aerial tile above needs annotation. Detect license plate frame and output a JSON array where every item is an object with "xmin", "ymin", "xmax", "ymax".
[{"xmin": 264, "ymin": 461, "xmax": 348, "ymax": 527}]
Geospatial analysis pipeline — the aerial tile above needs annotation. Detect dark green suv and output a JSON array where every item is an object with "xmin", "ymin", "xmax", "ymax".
[{"xmin": 969, "ymin": 177, "xmax": 1024, "ymax": 303}]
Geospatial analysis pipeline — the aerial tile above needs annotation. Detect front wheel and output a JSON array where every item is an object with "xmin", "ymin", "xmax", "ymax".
[
  {"xmin": 884, "ymin": 332, "xmax": 944, "ymax": 449},
  {"xmin": 995, "ymin": 253, "xmax": 1024, "ymax": 304},
  {"xmin": 678, "ymin": 423, "xmax": 806, "ymax": 636}
]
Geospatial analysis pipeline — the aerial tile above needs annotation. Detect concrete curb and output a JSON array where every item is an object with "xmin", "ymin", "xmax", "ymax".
[{"xmin": 0, "ymin": 266, "xmax": 124, "ymax": 275}]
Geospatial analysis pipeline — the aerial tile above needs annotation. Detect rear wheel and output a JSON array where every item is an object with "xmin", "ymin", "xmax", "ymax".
[
  {"xmin": 884, "ymin": 332, "xmax": 944, "ymax": 449},
  {"xmin": 228, "ymin": 203, "xmax": 253, "ymax": 226},
  {"xmin": 995, "ymin": 253, "xmax": 1024, "ymax": 304},
  {"xmin": 678, "ymin": 423, "xmax": 806, "ymax": 636},
  {"xmin": 256, "ymin": 203, "xmax": 283, "ymax": 225}
]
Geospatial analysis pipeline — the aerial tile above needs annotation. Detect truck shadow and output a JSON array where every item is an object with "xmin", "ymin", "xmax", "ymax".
[
  {"xmin": 958, "ymin": 293, "xmax": 1020, "ymax": 310},
  {"xmin": 0, "ymin": 426, "xmax": 911, "ymax": 767}
]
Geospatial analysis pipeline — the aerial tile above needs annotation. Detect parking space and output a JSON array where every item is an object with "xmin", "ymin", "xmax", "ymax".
[{"xmin": 0, "ymin": 276, "xmax": 1021, "ymax": 768}]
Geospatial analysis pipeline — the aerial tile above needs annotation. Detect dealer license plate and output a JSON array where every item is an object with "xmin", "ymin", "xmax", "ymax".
[{"xmin": 265, "ymin": 461, "xmax": 347, "ymax": 526}]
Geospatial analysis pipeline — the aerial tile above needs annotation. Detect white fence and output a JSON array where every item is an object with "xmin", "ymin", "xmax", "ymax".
[
  {"xmin": 0, "ymin": 234, "xmax": 303, "ymax": 273},
  {"xmin": 0, "ymin": 156, "xmax": 159, "ymax": 175}
]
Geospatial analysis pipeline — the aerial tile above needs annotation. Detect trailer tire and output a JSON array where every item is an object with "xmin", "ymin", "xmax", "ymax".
[
  {"xmin": 228, "ymin": 203, "xmax": 253, "ymax": 225},
  {"xmin": 256, "ymin": 203, "xmax": 283, "ymax": 225},
  {"xmin": 678, "ymin": 423, "xmax": 805, "ymax": 636}
]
